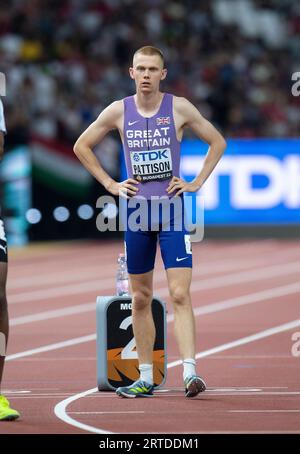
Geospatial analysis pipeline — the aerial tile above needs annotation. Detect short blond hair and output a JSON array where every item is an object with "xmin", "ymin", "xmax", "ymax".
[{"xmin": 133, "ymin": 46, "xmax": 165, "ymax": 67}]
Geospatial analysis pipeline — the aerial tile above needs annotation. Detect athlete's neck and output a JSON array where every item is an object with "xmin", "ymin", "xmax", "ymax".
[{"xmin": 134, "ymin": 91, "xmax": 164, "ymax": 116}]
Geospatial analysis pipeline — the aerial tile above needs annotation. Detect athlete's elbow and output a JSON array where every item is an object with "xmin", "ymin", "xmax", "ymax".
[
  {"xmin": 73, "ymin": 139, "xmax": 83, "ymax": 157},
  {"xmin": 218, "ymin": 137, "xmax": 227, "ymax": 156},
  {"xmin": 222, "ymin": 137, "xmax": 227, "ymax": 151}
]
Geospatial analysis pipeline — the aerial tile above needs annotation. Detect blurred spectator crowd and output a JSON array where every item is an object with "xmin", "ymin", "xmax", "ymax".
[{"xmin": 0, "ymin": 0, "xmax": 299, "ymax": 148}]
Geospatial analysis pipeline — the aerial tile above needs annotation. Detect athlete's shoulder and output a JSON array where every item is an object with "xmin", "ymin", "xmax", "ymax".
[
  {"xmin": 172, "ymin": 96, "xmax": 200, "ymax": 121},
  {"xmin": 97, "ymin": 99, "xmax": 123, "ymax": 122},
  {"xmin": 172, "ymin": 95, "xmax": 194, "ymax": 111},
  {"xmin": 106, "ymin": 99, "xmax": 124, "ymax": 114}
]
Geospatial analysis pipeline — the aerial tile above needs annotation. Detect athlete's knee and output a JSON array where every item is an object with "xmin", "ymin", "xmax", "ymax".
[
  {"xmin": 169, "ymin": 286, "xmax": 190, "ymax": 308},
  {"xmin": 132, "ymin": 287, "xmax": 152, "ymax": 311}
]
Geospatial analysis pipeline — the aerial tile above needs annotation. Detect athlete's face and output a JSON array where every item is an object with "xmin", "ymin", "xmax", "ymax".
[{"xmin": 129, "ymin": 54, "xmax": 167, "ymax": 93}]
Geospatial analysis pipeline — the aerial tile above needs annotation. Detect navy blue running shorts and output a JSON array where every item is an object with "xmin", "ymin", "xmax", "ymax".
[{"xmin": 122, "ymin": 196, "xmax": 192, "ymax": 274}]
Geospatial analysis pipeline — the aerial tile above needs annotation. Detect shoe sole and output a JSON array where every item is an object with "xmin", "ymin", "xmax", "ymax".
[
  {"xmin": 0, "ymin": 414, "xmax": 20, "ymax": 421},
  {"xmin": 185, "ymin": 378, "xmax": 206, "ymax": 398},
  {"xmin": 116, "ymin": 390, "xmax": 153, "ymax": 398}
]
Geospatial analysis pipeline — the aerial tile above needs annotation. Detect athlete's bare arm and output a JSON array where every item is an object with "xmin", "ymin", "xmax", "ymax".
[
  {"xmin": 167, "ymin": 96, "xmax": 226, "ymax": 196},
  {"xmin": 74, "ymin": 100, "xmax": 139, "ymax": 197},
  {"xmin": 0, "ymin": 132, "xmax": 4, "ymax": 159}
]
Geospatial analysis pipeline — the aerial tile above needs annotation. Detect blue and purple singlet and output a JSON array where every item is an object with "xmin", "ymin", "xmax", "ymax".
[
  {"xmin": 121, "ymin": 93, "xmax": 192, "ymax": 274},
  {"xmin": 123, "ymin": 93, "xmax": 180, "ymax": 199}
]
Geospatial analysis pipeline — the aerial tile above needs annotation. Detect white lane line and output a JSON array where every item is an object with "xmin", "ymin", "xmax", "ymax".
[
  {"xmin": 9, "ymin": 246, "xmax": 118, "ymax": 269},
  {"xmin": 7, "ymin": 265, "xmax": 114, "ymax": 291},
  {"xmin": 10, "ymin": 280, "xmax": 300, "ymax": 327},
  {"xmin": 9, "ymin": 357, "xmax": 96, "ymax": 361},
  {"xmin": 9, "ymin": 280, "xmax": 112, "ymax": 304},
  {"xmin": 10, "ymin": 303, "xmax": 96, "ymax": 326},
  {"xmin": 204, "ymin": 356, "xmax": 293, "ymax": 359},
  {"xmin": 167, "ymin": 281, "xmax": 300, "ymax": 322},
  {"xmin": 203, "ymin": 392, "xmax": 300, "ymax": 396},
  {"xmin": 3, "ymin": 396, "xmax": 86, "ymax": 399},
  {"xmin": 172, "ymin": 260, "xmax": 300, "ymax": 297},
  {"xmin": 54, "ymin": 317, "xmax": 300, "ymax": 434},
  {"xmin": 2, "ymin": 390, "xmax": 31, "ymax": 394},
  {"xmin": 229, "ymin": 410, "xmax": 300, "ymax": 413},
  {"xmin": 54, "ymin": 388, "xmax": 113, "ymax": 435},
  {"xmin": 70, "ymin": 386, "xmax": 288, "ymax": 391},
  {"xmin": 6, "ymin": 392, "xmax": 80, "ymax": 396},
  {"xmin": 208, "ymin": 388, "xmax": 262, "ymax": 392},
  {"xmin": 71, "ymin": 410, "xmax": 300, "ymax": 415},
  {"xmin": 9, "ymin": 257, "xmax": 300, "ymax": 304},
  {"xmin": 143, "ymin": 392, "xmax": 300, "ymax": 397},
  {"xmin": 6, "ymin": 335, "xmax": 96, "ymax": 361},
  {"xmin": 167, "ymin": 318, "xmax": 300, "ymax": 368},
  {"xmin": 69, "ymin": 411, "xmax": 145, "ymax": 415}
]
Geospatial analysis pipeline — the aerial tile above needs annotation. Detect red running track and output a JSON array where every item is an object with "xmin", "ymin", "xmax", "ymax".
[{"xmin": 1, "ymin": 239, "xmax": 300, "ymax": 434}]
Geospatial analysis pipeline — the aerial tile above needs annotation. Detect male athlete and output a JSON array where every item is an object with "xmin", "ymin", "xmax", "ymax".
[
  {"xmin": 0, "ymin": 98, "xmax": 20, "ymax": 419},
  {"xmin": 74, "ymin": 46, "xmax": 226, "ymax": 398}
]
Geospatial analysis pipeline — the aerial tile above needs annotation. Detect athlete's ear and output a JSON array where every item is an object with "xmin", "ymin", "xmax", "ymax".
[
  {"xmin": 161, "ymin": 68, "xmax": 167, "ymax": 81},
  {"xmin": 129, "ymin": 67, "xmax": 135, "ymax": 80}
]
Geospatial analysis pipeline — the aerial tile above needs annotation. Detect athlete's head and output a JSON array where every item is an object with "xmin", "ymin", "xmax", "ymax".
[{"xmin": 129, "ymin": 46, "xmax": 167, "ymax": 93}]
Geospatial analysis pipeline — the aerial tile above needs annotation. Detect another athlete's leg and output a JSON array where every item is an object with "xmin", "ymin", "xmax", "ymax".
[
  {"xmin": 0, "ymin": 260, "xmax": 20, "ymax": 419},
  {"xmin": 0, "ymin": 262, "xmax": 8, "ymax": 388}
]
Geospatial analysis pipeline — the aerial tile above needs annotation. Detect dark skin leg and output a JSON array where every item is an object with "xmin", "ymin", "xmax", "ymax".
[{"xmin": 0, "ymin": 262, "xmax": 8, "ymax": 393}]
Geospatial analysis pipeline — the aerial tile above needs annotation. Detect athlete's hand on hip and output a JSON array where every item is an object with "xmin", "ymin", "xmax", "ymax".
[
  {"xmin": 166, "ymin": 177, "xmax": 200, "ymax": 197},
  {"xmin": 107, "ymin": 179, "xmax": 139, "ymax": 199}
]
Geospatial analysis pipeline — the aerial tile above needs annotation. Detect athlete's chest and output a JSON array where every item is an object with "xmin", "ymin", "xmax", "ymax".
[
  {"xmin": 122, "ymin": 115, "xmax": 177, "ymax": 182},
  {"xmin": 119, "ymin": 115, "xmax": 176, "ymax": 143}
]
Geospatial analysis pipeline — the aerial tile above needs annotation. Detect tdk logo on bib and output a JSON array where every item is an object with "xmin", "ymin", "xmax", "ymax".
[
  {"xmin": 133, "ymin": 150, "xmax": 169, "ymax": 162},
  {"xmin": 131, "ymin": 148, "xmax": 173, "ymax": 182}
]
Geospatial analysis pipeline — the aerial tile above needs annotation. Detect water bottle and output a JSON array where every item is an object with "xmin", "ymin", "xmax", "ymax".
[{"xmin": 116, "ymin": 253, "xmax": 129, "ymax": 296}]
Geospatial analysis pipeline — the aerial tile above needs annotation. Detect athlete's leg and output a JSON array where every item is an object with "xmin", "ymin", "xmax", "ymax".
[
  {"xmin": 160, "ymin": 214, "xmax": 206, "ymax": 396},
  {"xmin": 159, "ymin": 214, "xmax": 194, "ymax": 359},
  {"xmin": 166, "ymin": 267, "xmax": 206, "ymax": 397},
  {"xmin": 116, "ymin": 255, "xmax": 156, "ymax": 397},
  {"xmin": 0, "ymin": 261, "xmax": 8, "ymax": 389},
  {"xmin": 129, "ymin": 270, "xmax": 155, "ymax": 365},
  {"xmin": 117, "ymin": 217, "xmax": 157, "ymax": 397},
  {"xmin": 125, "ymin": 197, "xmax": 157, "ymax": 366},
  {"xmin": 0, "ymin": 232, "xmax": 20, "ymax": 418},
  {"xmin": 166, "ymin": 267, "xmax": 195, "ymax": 360}
]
